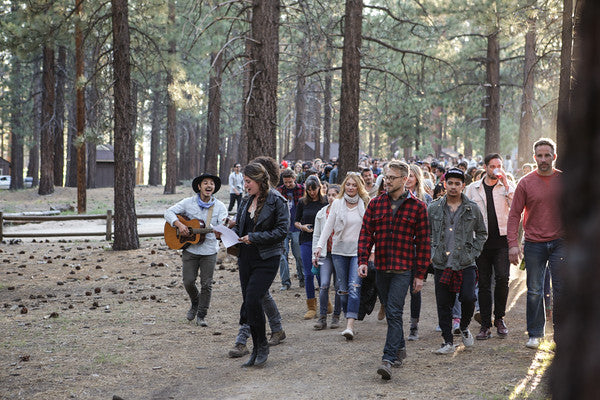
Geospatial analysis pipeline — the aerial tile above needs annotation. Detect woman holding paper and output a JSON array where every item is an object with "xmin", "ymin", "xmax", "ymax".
[{"xmin": 234, "ymin": 162, "xmax": 289, "ymax": 367}]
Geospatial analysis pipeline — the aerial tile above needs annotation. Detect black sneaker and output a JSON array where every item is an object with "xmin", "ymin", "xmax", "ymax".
[{"xmin": 377, "ymin": 360, "xmax": 393, "ymax": 380}]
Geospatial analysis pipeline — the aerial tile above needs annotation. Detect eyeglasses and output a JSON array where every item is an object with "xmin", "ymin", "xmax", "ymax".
[{"xmin": 384, "ymin": 175, "xmax": 406, "ymax": 181}]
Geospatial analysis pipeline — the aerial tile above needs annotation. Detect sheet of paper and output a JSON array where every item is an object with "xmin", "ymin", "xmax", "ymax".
[{"xmin": 211, "ymin": 224, "xmax": 240, "ymax": 248}]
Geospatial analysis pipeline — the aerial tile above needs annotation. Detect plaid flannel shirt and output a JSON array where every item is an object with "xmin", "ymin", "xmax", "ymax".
[
  {"xmin": 358, "ymin": 191, "xmax": 431, "ymax": 279},
  {"xmin": 276, "ymin": 183, "xmax": 304, "ymax": 205}
]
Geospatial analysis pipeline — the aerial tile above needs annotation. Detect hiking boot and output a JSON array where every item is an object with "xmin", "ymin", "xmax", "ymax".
[
  {"xmin": 186, "ymin": 298, "xmax": 199, "ymax": 321},
  {"xmin": 476, "ymin": 327, "xmax": 492, "ymax": 340},
  {"xmin": 494, "ymin": 318, "xmax": 508, "ymax": 337},
  {"xmin": 526, "ymin": 337, "xmax": 541, "ymax": 349},
  {"xmin": 268, "ymin": 330, "xmax": 286, "ymax": 346},
  {"xmin": 299, "ymin": 279, "xmax": 305, "ymax": 288},
  {"xmin": 314, "ymin": 315, "xmax": 327, "ymax": 330},
  {"xmin": 407, "ymin": 327, "xmax": 419, "ymax": 341},
  {"xmin": 228, "ymin": 343, "xmax": 250, "ymax": 358},
  {"xmin": 254, "ymin": 341, "xmax": 269, "ymax": 367},
  {"xmin": 393, "ymin": 347, "xmax": 407, "ymax": 368},
  {"xmin": 434, "ymin": 342, "xmax": 455, "ymax": 355},
  {"xmin": 241, "ymin": 348, "xmax": 257, "ymax": 368},
  {"xmin": 330, "ymin": 315, "xmax": 340, "ymax": 329},
  {"xmin": 196, "ymin": 316, "xmax": 208, "ymax": 327},
  {"xmin": 377, "ymin": 360, "xmax": 393, "ymax": 380},
  {"xmin": 461, "ymin": 329, "xmax": 474, "ymax": 347},
  {"xmin": 377, "ymin": 304, "xmax": 386, "ymax": 321}
]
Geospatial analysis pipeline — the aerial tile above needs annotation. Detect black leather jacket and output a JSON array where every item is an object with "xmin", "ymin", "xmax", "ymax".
[{"xmin": 235, "ymin": 189, "xmax": 289, "ymax": 260}]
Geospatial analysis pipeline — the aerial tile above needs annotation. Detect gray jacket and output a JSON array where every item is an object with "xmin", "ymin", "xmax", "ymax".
[
  {"xmin": 234, "ymin": 189, "xmax": 289, "ymax": 260},
  {"xmin": 428, "ymin": 194, "xmax": 487, "ymax": 271}
]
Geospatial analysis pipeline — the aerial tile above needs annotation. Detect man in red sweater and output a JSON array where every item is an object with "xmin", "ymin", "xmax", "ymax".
[{"xmin": 507, "ymin": 138, "xmax": 564, "ymax": 350}]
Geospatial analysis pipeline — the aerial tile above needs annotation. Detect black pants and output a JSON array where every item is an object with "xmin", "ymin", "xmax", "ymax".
[
  {"xmin": 238, "ymin": 255, "xmax": 279, "ymax": 348},
  {"xmin": 229, "ymin": 193, "xmax": 242, "ymax": 212},
  {"xmin": 476, "ymin": 246, "xmax": 510, "ymax": 328},
  {"xmin": 434, "ymin": 267, "xmax": 477, "ymax": 344}
]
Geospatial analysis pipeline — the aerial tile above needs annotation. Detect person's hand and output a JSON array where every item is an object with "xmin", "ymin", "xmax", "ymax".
[
  {"xmin": 239, "ymin": 235, "xmax": 251, "ymax": 245},
  {"xmin": 314, "ymin": 247, "xmax": 322, "ymax": 260},
  {"xmin": 358, "ymin": 264, "xmax": 369, "ymax": 278},
  {"xmin": 175, "ymin": 220, "xmax": 189, "ymax": 236},
  {"xmin": 509, "ymin": 246, "xmax": 522, "ymax": 265},
  {"xmin": 304, "ymin": 224, "xmax": 314, "ymax": 233},
  {"xmin": 413, "ymin": 277, "xmax": 424, "ymax": 293},
  {"xmin": 214, "ymin": 231, "xmax": 222, "ymax": 240},
  {"xmin": 368, "ymin": 253, "xmax": 375, "ymax": 263},
  {"xmin": 226, "ymin": 218, "xmax": 236, "ymax": 229}
]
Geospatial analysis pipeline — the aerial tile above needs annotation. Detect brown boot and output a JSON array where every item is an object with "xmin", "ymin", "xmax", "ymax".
[
  {"xmin": 304, "ymin": 298, "xmax": 317, "ymax": 319},
  {"xmin": 377, "ymin": 304, "xmax": 386, "ymax": 321},
  {"xmin": 327, "ymin": 299, "xmax": 333, "ymax": 314}
]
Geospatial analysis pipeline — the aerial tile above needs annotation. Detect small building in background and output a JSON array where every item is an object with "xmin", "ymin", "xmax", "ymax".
[
  {"xmin": 0, "ymin": 157, "xmax": 11, "ymax": 175},
  {"xmin": 95, "ymin": 144, "xmax": 144, "ymax": 187},
  {"xmin": 283, "ymin": 141, "xmax": 340, "ymax": 162}
]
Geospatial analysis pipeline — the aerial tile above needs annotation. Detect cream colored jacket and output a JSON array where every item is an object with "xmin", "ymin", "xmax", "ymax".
[{"xmin": 464, "ymin": 177, "xmax": 515, "ymax": 236}]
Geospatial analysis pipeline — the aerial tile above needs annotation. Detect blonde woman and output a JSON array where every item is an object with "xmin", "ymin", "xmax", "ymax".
[
  {"xmin": 315, "ymin": 172, "xmax": 370, "ymax": 339},
  {"xmin": 407, "ymin": 164, "xmax": 433, "ymax": 205}
]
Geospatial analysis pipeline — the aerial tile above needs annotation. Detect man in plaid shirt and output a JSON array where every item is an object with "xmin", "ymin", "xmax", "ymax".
[{"xmin": 358, "ymin": 160, "xmax": 430, "ymax": 381}]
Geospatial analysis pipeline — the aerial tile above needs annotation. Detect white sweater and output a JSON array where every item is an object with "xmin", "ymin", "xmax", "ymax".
[{"xmin": 316, "ymin": 198, "xmax": 365, "ymax": 257}]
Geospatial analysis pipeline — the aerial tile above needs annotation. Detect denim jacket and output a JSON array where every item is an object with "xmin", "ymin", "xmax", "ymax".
[
  {"xmin": 428, "ymin": 194, "xmax": 488, "ymax": 271},
  {"xmin": 235, "ymin": 189, "xmax": 290, "ymax": 260}
]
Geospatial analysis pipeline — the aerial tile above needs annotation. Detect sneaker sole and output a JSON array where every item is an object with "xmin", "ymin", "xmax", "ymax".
[
  {"xmin": 342, "ymin": 332, "xmax": 354, "ymax": 340},
  {"xmin": 377, "ymin": 368, "xmax": 391, "ymax": 380}
]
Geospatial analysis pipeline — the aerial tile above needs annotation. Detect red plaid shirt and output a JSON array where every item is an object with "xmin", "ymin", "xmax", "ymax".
[
  {"xmin": 358, "ymin": 191, "xmax": 431, "ymax": 279},
  {"xmin": 276, "ymin": 183, "xmax": 304, "ymax": 205},
  {"xmin": 439, "ymin": 267, "xmax": 479, "ymax": 293}
]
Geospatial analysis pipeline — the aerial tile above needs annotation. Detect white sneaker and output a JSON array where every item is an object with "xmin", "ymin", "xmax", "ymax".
[
  {"xmin": 434, "ymin": 342, "xmax": 456, "ymax": 355},
  {"xmin": 526, "ymin": 337, "xmax": 541, "ymax": 349},
  {"xmin": 341, "ymin": 328, "xmax": 354, "ymax": 340},
  {"xmin": 461, "ymin": 329, "xmax": 474, "ymax": 347}
]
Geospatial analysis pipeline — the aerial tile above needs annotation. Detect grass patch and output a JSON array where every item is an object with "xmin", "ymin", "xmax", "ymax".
[{"xmin": 93, "ymin": 352, "xmax": 128, "ymax": 365}]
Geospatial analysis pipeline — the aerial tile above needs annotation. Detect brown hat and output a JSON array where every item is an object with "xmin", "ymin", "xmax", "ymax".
[{"xmin": 192, "ymin": 174, "xmax": 221, "ymax": 194}]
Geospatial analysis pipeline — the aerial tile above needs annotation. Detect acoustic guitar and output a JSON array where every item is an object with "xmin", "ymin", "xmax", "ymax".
[{"xmin": 164, "ymin": 214, "xmax": 213, "ymax": 250}]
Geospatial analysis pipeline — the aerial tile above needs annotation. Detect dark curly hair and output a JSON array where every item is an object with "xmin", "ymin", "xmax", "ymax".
[{"xmin": 243, "ymin": 162, "xmax": 270, "ymax": 222}]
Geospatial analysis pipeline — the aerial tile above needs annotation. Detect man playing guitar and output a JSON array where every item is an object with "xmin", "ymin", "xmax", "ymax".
[{"xmin": 164, "ymin": 173, "xmax": 228, "ymax": 327}]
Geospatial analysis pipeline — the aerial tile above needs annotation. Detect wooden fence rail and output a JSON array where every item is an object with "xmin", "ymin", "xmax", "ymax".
[{"xmin": 0, "ymin": 211, "xmax": 165, "ymax": 241}]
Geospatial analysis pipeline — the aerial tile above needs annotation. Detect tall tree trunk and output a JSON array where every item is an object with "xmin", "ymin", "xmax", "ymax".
[
  {"xmin": 164, "ymin": 0, "xmax": 177, "ymax": 194},
  {"xmin": 553, "ymin": 1, "xmax": 598, "ymax": 398},
  {"xmin": 556, "ymin": 0, "xmax": 573, "ymax": 169},
  {"xmin": 39, "ymin": 45, "xmax": 55, "ymax": 195},
  {"xmin": 87, "ymin": 40, "xmax": 101, "ymax": 189},
  {"xmin": 177, "ymin": 123, "xmax": 185, "ymax": 180},
  {"xmin": 76, "ymin": 0, "xmax": 86, "ymax": 211},
  {"xmin": 247, "ymin": 0, "xmax": 280, "ymax": 160},
  {"xmin": 205, "ymin": 51, "xmax": 222, "ymax": 175},
  {"xmin": 9, "ymin": 49, "xmax": 24, "ymax": 190},
  {"xmin": 323, "ymin": 72, "xmax": 332, "ymax": 161},
  {"xmin": 111, "ymin": 0, "xmax": 139, "ymax": 250},
  {"xmin": 570, "ymin": 0, "xmax": 584, "ymax": 106},
  {"xmin": 484, "ymin": 31, "xmax": 500, "ymax": 156},
  {"xmin": 189, "ymin": 120, "xmax": 198, "ymax": 178},
  {"xmin": 311, "ymin": 82, "xmax": 322, "ymax": 159},
  {"xmin": 53, "ymin": 45, "xmax": 66, "ymax": 187},
  {"xmin": 148, "ymin": 76, "xmax": 162, "ymax": 185},
  {"xmin": 239, "ymin": 12, "xmax": 251, "ymax": 166},
  {"xmin": 66, "ymin": 83, "xmax": 77, "ymax": 187},
  {"xmin": 28, "ymin": 58, "xmax": 41, "ymax": 187},
  {"xmin": 518, "ymin": 16, "xmax": 537, "ymax": 170},
  {"xmin": 338, "ymin": 0, "xmax": 362, "ymax": 178},
  {"xmin": 293, "ymin": 72, "xmax": 307, "ymax": 160}
]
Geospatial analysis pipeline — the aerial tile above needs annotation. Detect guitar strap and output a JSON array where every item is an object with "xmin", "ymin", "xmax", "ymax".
[{"xmin": 205, "ymin": 204, "xmax": 215, "ymax": 227}]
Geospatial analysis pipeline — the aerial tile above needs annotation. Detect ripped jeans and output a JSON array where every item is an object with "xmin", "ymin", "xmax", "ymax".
[{"xmin": 332, "ymin": 254, "xmax": 361, "ymax": 319}]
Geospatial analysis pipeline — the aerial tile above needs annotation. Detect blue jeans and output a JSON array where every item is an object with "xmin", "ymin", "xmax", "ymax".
[
  {"xmin": 279, "ymin": 231, "xmax": 303, "ymax": 286},
  {"xmin": 318, "ymin": 255, "xmax": 341, "ymax": 316},
  {"xmin": 524, "ymin": 239, "xmax": 565, "ymax": 338},
  {"xmin": 376, "ymin": 270, "xmax": 411, "ymax": 363},
  {"xmin": 332, "ymin": 254, "xmax": 361, "ymax": 319},
  {"xmin": 300, "ymin": 242, "xmax": 320, "ymax": 299},
  {"xmin": 235, "ymin": 292, "xmax": 283, "ymax": 345}
]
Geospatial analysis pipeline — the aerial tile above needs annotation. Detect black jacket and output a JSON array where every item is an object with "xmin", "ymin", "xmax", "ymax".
[{"xmin": 235, "ymin": 189, "xmax": 290, "ymax": 260}]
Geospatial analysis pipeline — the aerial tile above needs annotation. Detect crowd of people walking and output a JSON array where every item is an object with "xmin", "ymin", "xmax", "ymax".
[{"xmin": 164, "ymin": 138, "xmax": 563, "ymax": 380}]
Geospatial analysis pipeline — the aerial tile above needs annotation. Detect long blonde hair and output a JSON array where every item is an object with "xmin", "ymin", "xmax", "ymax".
[
  {"xmin": 338, "ymin": 172, "xmax": 370, "ymax": 207},
  {"xmin": 408, "ymin": 164, "xmax": 427, "ymax": 201}
]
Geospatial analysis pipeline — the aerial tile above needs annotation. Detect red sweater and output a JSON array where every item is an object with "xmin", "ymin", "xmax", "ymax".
[{"xmin": 507, "ymin": 170, "xmax": 563, "ymax": 247}]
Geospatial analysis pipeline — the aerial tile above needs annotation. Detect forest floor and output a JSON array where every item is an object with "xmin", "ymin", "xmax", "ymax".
[{"xmin": 0, "ymin": 186, "xmax": 553, "ymax": 399}]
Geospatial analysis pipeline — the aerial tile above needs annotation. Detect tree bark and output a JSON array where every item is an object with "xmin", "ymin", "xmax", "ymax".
[
  {"xmin": 556, "ymin": 0, "xmax": 573, "ymax": 169},
  {"xmin": 53, "ymin": 45, "xmax": 66, "ymax": 187},
  {"xmin": 484, "ymin": 31, "xmax": 500, "ymax": 156},
  {"xmin": 293, "ymin": 72, "xmax": 307, "ymax": 160},
  {"xmin": 148, "ymin": 76, "xmax": 162, "ymax": 186},
  {"xmin": 204, "ymin": 51, "xmax": 222, "ymax": 175},
  {"xmin": 247, "ymin": 0, "xmax": 280, "ymax": 160},
  {"xmin": 239, "ymin": 13, "xmax": 251, "ymax": 167},
  {"xmin": 39, "ymin": 45, "xmax": 55, "ymax": 195},
  {"xmin": 28, "ymin": 58, "xmax": 41, "ymax": 187},
  {"xmin": 111, "ymin": 0, "xmax": 139, "ymax": 250},
  {"xmin": 164, "ymin": 0, "xmax": 177, "ymax": 194},
  {"xmin": 311, "ymin": 82, "xmax": 322, "ymax": 159},
  {"xmin": 76, "ymin": 0, "xmax": 86, "ymax": 211},
  {"xmin": 9, "ymin": 49, "xmax": 24, "ymax": 190},
  {"xmin": 518, "ymin": 16, "xmax": 537, "ymax": 169},
  {"xmin": 87, "ymin": 40, "xmax": 102, "ymax": 189},
  {"xmin": 323, "ymin": 72, "xmax": 332, "ymax": 161},
  {"xmin": 66, "ymin": 85, "xmax": 77, "ymax": 187},
  {"xmin": 553, "ymin": 1, "xmax": 599, "ymax": 398},
  {"xmin": 338, "ymin": 0, "xmax": 362, "ymax": 178}
]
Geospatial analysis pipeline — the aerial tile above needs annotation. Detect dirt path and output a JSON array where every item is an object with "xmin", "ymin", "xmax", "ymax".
[{"xmin": 0, "ymin": 187, "xmax": 552, "ymax": 399}]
